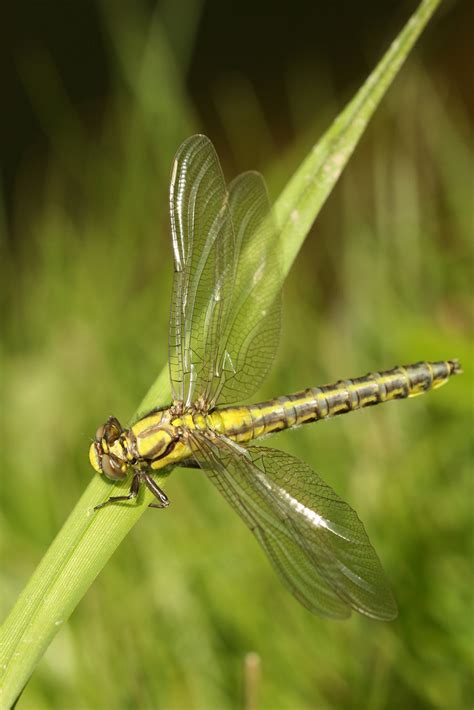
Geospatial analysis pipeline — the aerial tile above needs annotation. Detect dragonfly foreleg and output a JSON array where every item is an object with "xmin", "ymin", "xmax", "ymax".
[
  {"xmin": 143, "ymin": 473, "xmax": 170, "ymax": 509},
  {"xmin": 94, "ymin": 471, "xmax": 141, "ymax": 510}
]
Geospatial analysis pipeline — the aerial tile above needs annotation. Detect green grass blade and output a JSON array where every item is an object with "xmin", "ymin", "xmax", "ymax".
[{"xmin": 0, "ymin": 0, "xmax": 442, "ymax": 704}]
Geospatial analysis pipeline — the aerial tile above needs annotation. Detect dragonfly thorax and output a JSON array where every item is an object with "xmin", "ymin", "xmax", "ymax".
[
  {"xmin": 90, "ymin": 412, "xmax": 186, "ymax": 479},
  {"xmin": 90, "ymin": 408, "xmax": 207, "ymax": 481}
]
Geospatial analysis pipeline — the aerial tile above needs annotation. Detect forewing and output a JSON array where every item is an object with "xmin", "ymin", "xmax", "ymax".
[
  {"xmin": 169, "ymin": 135, "xmax": 281, "ymax": 409},
  {"xmin": 189, "ymin": 432, "xmax": 397, "ymax": 620},
  {"xmin": 215, "ymin": 172, "xmax": 281, "ymax": 405},
  {"xmin": 169, "ymin": 135, "xmax": 235, "ymax": 407}
]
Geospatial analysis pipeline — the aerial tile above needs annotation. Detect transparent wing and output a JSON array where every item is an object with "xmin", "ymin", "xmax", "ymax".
[
  {"xmin": 189, "ymin": 431, "xmax": 397, "ymax": 620},
  {"xmin": 169, "ymin": 135, "xmax": 235, "ymax": 407},
  {"xmin": 217, "ymin": 172, "xmax": 281, "ymax": 405},
  {"xmin": 168, "ymin": 135, "xmax": 281, "ymax": 409}
]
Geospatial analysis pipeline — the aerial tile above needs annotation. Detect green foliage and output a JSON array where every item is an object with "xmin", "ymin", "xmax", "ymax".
[{"xmin": 1, "ymin": 0, "xmax": 472, "ymax": 707}]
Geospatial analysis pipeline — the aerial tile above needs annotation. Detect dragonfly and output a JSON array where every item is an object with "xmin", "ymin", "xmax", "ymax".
[{"xmin": 89, "ymin": 134, "xmax": 461, "ymax": 620}]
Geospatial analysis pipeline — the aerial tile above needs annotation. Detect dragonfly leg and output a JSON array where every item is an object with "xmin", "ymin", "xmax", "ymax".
[
  {"xmin": 94, "ymin": 472, "xmax": 141, "ymax": 510},
  {"xmin": 143, "ymin": 473, "xmax": 170, "ymax": 509}
]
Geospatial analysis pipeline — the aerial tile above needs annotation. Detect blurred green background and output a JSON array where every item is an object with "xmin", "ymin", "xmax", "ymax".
[{"xmin": 1, "ymin": 1, "xmax": 472, "ymax": 708}]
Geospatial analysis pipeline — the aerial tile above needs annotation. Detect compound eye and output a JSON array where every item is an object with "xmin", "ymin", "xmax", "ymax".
[
  {"xmin": 101, "ymin": 454, "xmax": 127, "ymax": 481},
  {"xmin": 103, "ymin": 417, "xmax": 122, "ymax": 444},
  {"xmin": 89, "ymin": 442, "xmax": 103, "ymax": 474}
]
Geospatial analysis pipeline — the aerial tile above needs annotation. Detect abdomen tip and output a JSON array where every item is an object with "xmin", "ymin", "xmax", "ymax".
[{"xmin": 450, "ymin": 359, "xmax": 462, "ymax": 375}]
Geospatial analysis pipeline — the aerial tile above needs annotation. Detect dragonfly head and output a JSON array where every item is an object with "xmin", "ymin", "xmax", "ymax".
[{"xmin": 89, "ymin": 416, "xmax": 130, "ymax": 481}]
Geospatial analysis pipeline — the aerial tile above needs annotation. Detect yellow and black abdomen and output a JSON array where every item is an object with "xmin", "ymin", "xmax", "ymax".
[{"xmin": 214, "ymin": 360, "xmax": 461, "ymax": 444}]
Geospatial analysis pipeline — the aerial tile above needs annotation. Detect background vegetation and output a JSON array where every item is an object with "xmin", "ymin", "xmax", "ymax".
[{"xmin": 1, "ymin": 1, "xmax": 472, "ymax": 708}]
